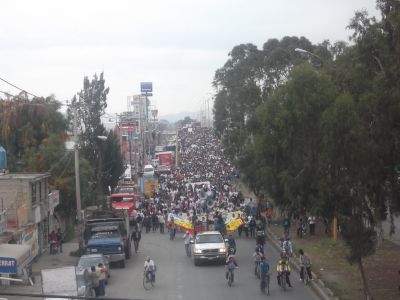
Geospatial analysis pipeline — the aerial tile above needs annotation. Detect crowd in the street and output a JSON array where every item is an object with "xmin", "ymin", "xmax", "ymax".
[{"xmin": 135, "ymin": 126, "xmax": 269, "ymax": 238}]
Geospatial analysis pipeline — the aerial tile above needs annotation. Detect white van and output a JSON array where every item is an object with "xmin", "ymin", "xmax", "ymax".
[{"xmin": 143, "ymin": 164, "xmax": 155, "ymax": 177}]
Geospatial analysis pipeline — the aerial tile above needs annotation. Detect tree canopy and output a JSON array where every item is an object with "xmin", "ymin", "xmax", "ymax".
[{"xmin": 213, "ymin": 1, "xmax": 400, "ymax": 298}]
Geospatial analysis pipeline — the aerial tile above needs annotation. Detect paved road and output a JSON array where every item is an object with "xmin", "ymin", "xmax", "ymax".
[{"xmin": 105, "ymin": 231, "xmax": 320, "ymax": 300}]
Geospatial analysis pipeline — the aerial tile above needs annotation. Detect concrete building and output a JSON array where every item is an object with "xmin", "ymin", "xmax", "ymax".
[{"xmin": 0, "ymin": 173, "xmax": 59, "ymax": 283}]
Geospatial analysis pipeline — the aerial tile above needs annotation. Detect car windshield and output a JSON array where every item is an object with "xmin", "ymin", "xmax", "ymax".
[
  {"xmin": 79, "ymin": 257, "xmax": 103, "ymax": 268},
  {"xmin": 144, "ymin": 168, "xmax": 153, "ymax": 172},
  {"xmin": 195, "ymin": 234, "xmax": 223, "ymax": 244}
]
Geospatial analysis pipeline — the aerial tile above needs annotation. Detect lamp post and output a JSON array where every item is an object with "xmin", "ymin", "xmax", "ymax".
[
  {"xmin": 96, "ymin": 135, "xmax": 107, "ymax": 205},
  {"xmin": 72, "ymin": 104, "xmax": 83, "ymax": 250},
  {"xmin": 294, "ymin": 48, "xmax": 323, "ymax": 66}
]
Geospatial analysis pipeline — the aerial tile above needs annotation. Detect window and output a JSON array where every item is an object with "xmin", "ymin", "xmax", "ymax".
[
  {"xmin": 31, "ymin": 183, "xmax": 37, "ymax": 204},
  {"xmin": 39, "ymin": 181, "xmax": 42, "ymax": 201}
]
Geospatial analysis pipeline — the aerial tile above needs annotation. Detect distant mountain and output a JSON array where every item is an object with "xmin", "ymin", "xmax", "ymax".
[{"xmin": 159, "ymin": 111, "xmax": 199, "ymax": 123}]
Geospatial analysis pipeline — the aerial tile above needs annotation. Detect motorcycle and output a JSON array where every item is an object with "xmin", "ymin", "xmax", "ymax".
[{"xmin": 50, "ymin": 240, "xmax": 58, "ymax": 254}]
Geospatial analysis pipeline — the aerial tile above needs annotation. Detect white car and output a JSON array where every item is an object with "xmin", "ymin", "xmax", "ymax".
[
  {"xmin": 191, "ymin": 231, "xmax": 228, "ymax": 266},
  {"xmin": 143, "ymin": 165, "xmax": 155, "ymax": 177}
]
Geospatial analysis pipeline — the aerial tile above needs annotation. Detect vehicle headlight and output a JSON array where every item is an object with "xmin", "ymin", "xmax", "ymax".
[
  {"xmin": 118, "ymin": 246, "xmax": 122, "ymax": 251},
  {"xmin": 194, "ymin": 249, "xmax": 202, "ymax": 254},
  {"xmin": 219, "ymin": 248, "xmax": 226, "ymax": 253}
]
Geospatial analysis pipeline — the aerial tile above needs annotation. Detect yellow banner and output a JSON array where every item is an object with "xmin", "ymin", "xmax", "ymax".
[{"xmin": 226, "ymin": 218, "xmax": 244, "ymax": 233}]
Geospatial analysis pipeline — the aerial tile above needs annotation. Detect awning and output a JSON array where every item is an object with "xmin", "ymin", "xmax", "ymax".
[{"xmin": 0, "ymin": 244, "xmax": 31, "ymax": 274}]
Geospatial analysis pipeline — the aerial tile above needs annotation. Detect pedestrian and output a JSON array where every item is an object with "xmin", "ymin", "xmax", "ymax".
[
  {"xmin": 249, "ymin": 217, "xmax": 256, "ymax": 238},
  {"xmin": 297, "ymin": 218, "xmax": 303, "ymax": 238},
  {"xmin": 282, "ymin": 216, "xmax": 290, "ymax": 234},
  {"xmin": 308, "ymin": 216, "xmax": 316, "ymax": 235},
  {"xmin": 49, "ymin": 230, "xmax": 57, "ymax": 254},
  {"xmin": 244, "ymin": 217, "xmax": 249, "ymax": 238},
  {"xmin": 89, "ymin": 266, "xmax": 99, "ymax": 297},
  {"xmin": 158, "ymin": 213, "xmax": 165, "ymax": 234},
  {"xmin": 56, "ymin": 228, "xmax": 64, "ymax": 253},
  {"xmin": 131, "ymin": 222, "xmax": 141, "ymax": 253},
  {"xmin": 323, "ymin": 217, "xmax": 330, "ymax": 235},
  {"xmin": 183, "ymin": 230, "xmax": 193, "ymax": 257},
  {"xmin": 97, "ymin": 263, "xmax": 107, "ymax": 296}
]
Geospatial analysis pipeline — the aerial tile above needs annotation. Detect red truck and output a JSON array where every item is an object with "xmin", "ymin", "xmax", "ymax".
[{"xmin": 157, "ymin": 151, "xmax": 174, "ymax": 167}]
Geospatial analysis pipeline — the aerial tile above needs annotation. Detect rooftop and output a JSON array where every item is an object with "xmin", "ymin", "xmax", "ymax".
[{"xmin": 0, "ymin": 172, "xmax": 50, "ymax": 180}]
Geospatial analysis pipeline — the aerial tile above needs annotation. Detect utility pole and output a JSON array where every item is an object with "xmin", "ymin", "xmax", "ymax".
[{"xmin": 73, "ymin": 104, "xmax": 82, "ymax": 248}]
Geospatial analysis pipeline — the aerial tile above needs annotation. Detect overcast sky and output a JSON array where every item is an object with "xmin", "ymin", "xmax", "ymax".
[{"xmin": 0, "ymin": 0, "xmax": 379, "ymax": 117}]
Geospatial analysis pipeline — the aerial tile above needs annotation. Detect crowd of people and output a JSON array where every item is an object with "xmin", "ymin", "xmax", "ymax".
[{"xmin": 131, "ymin": 126, "xmax": 313, "ymax": 290}]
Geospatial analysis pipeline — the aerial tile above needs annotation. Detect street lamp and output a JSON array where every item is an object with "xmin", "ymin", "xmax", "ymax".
[
  {"xmin": 96, "ymin": 135, "xmax": 107, "ymax": 202},
  {"xmin": 294, "ymin": 48, "xmax": 323, "ymax": 66}
]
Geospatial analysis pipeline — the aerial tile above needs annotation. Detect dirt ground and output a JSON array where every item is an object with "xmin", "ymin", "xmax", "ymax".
[{"xmin": 268, "ymin": 219, "xmax": 400, "ymax": 300}]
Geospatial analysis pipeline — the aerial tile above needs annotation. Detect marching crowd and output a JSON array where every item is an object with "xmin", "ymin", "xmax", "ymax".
[{"xmin": 132, "ymin": 126, "xmax": 313, "ymax": 291}]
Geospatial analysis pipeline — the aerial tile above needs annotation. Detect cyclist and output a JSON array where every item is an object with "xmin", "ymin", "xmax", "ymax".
[
  {"xmin": 225, "ymin": 255, "xmax": 238, "ymax": 282},
  {"xmin": 281, "ymin": 236, "xmax": 293, "ymax": 258},
  {"xmin": 276, "ymin": 254, "xmax": 292, "ymax": 287},
  {"xmin": 252, "ymin": 249, "xmax": 263, "ymax": 277},
  {"xmin": 227, "ymin": 233, "xmax": 236, "ymax": 254},
  {"xmin": 259, "ymin": 256, "xmax": 270, "ymax": 291},
  {"xmin": 144, "ymin": 256, "xmax": 156, "ymax": 283},
  {"xmin": 299, "ymin": 249, "xmax": 313, "ymax": 281},
  {"xmin": 255, "ymin": 242, "xmax": 264, "ymax": 256}
]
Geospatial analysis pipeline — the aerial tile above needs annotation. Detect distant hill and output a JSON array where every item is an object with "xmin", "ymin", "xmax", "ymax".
[{"xmin": 159, "ymin": 111, "xmax": 199, "ymax": 123}]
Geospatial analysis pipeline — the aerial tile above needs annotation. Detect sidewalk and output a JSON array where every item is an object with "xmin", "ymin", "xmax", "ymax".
[{"xmin": 0, "ymin": 242, "xmax": 79, "ymax": 299}]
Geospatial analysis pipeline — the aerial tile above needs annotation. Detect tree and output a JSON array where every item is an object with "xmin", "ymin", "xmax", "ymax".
[
  {"xmin": 0, "ymin": 94, "xmax": 95, "ymax": 217},
  {"xmin": 69, "ymin": 72, "xmax": 110, "ymax": 203},
  {"xmin": 101, "ymin": 130, "xmax": 125, "ymax": 194}
]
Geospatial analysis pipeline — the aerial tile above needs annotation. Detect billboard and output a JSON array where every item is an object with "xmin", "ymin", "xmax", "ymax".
[{"xmin": 140, "ymin": 82, "xmax": 153, "ymax": 96}]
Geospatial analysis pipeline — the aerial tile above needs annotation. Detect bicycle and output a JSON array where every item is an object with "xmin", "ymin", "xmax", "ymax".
[
  {"xmin": 227, "ymin": 268, "xmax": 235, "ymax": 287},
  {"xmin": 301, "ymin": 267, "xmax": 310, "ymax": 285},
  {"xmin": 143, "ymin": 271, "xmax": 154, "ymax": 290},
  {"xmin": 260, "ymin": 273, "xmax": 270, "ymax": 295},
  {"xmin": 254, "ymin": 261, "xmax": 261, "ymax": 279},
  {"xmin": 278, "ymin": 271, "xmax": 287, "ymax": 291}
]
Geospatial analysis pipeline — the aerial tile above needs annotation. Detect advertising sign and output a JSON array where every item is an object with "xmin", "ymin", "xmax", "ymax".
[
  {"xmin": 140, "ymin": 82, "xmax": 153, "ymax": 96},
  {"xmin": 0, "ymin": 257, "xmax": 18, "ymax": 274}
]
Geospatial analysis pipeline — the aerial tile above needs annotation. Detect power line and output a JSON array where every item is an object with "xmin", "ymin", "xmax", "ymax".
[{"xmin": 0, "ymin": 76, "xmax": 39, "ymax": 98}]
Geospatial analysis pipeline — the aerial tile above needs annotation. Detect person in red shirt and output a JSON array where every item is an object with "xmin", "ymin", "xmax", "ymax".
[{"xmin": 49, "ymin": 230, "xmax": 57, "ymax": 254}]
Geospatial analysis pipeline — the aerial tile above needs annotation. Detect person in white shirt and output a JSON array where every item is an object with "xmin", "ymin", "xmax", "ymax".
[
  {"xmin": 158, "ymin": 213, "xmax": 165, "ymax": 234},
  {"xmin": 144, "ymin": 256, "xmax": 156, "ymax": 282},
  {"xmin": 183, "ymin": 231, "xmax": 193, "ymax": 257}
]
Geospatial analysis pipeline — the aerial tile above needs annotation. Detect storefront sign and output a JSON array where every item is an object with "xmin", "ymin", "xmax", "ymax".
[{"xmin": 0, "ymin": 257, "xmax": 17, "ymax": 274}]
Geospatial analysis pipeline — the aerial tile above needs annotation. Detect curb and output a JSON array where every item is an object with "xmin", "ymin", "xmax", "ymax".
[{"xmin": 266, "ymin": 227, "xmax": 339, "ymax": 300}]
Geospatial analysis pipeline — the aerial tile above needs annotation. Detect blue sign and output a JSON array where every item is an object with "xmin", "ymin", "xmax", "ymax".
[
  {"xmin": 140, "ymin": 82, "xmax": 153, "ymax": 95},
  {"xmin": 0, "ymin": 257, "xmax": 18, "ymax": 274}
]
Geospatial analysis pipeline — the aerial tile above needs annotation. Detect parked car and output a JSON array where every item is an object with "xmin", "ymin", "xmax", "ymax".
[
  {"xmin": 191, "ymin": 231, "xmax": 227, "ymax": 266},
  {"xmin": 78, "ymin": 254, "xmax": 111, "ymax": 282}
]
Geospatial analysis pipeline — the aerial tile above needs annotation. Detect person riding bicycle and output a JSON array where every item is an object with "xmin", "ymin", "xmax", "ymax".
[
  {"xmin": 252, "ymin": 249, "xmax": 263, "ymax": 276},
  {"xmin": 299, "ymin": 249, "xmax": 313, "ymax": 281},
  {"xmin": 255, "ymin": 242, "xmax": 264, "ymax": 256},
  {"xmin": 276, "ymin": 254, "xmax": 292, "ymax": 287},
  {"xmin": 259, "ymin": 255, "xmax": 270, "ymax": 290},
  {"xmin": 281, "ymin": 236, "xmax": 293, "ymax": 258},
  {"xmin": 225, "ymin": 255, "xmax": 238, "ymax": 281},
  {"xmin": 144, "ymin": 256, "xmax": 156, "ymax": 282},
  {"xmin": 227, "ymin": 233, "xmax": 236, "ymax": 254}
]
